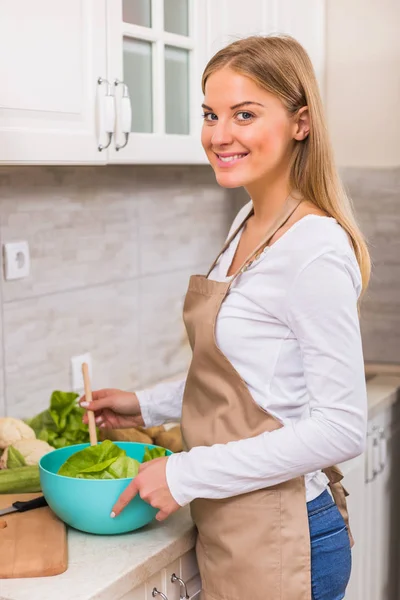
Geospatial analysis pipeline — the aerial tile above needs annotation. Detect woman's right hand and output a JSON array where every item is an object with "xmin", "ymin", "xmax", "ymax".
[{"xmin": 80, "ymin": 389, "xmax": 145, "ymax": 429}]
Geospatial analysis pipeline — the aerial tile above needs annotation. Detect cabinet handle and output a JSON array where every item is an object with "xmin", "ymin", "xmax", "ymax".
[
  {"xmin": 114, "ymin": 79, "xmax": 132, "ymax": 151},
  {"xmin": 152, "ymin": 589, "xmax": 168, "ymax": 599},
  {"xmin": 97, "ymin": 77, "xmax": 115, "ymax": 151},
  {"xmin": 365, "ymin": 426, "xmax": 379, "ymax": 483},
  {"xmin": 171, "ymin": 573, "xmax": 189, "ymax": 599},
  {"xmin": 378, "ymin": 427, "xmax": 387, "ymax": 474}
]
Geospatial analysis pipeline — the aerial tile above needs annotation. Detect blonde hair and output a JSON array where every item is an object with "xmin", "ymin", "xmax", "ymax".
[{"xmin": 202, "ymin": 35, "xmax": 371, "ymax": 302}]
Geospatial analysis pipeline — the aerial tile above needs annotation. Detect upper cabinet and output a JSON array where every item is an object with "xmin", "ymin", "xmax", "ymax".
[
  {"xmin": 0, "ymin": 0, "xmax": 107, "ymax": 164},
  {"xmin": 0, "ymin": 0, "xmax": 325, "ymax": 165},
  {"xmin": 106, "ymin": 0, "xmax": 207, "ymax": 164},
  {"xmin": 206, "ymin": 0, "xmax": 326, "ymax": 96}
]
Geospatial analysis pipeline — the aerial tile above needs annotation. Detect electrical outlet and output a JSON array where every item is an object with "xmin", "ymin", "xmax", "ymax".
[
  {"xmin": 3, "ymin": 241, "xmax": 30, "ymax": 280},
  {"xmin": 70, "ymin": 353, "xmax": 92, "ymax": 392}
]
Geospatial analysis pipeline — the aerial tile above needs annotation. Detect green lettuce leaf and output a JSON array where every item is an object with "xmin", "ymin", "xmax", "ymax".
[
  {"xmin": 26, "ymin": 390, "xmax": 96, "ymax": 448},
  {"xmin": 58, "ymin": 440, "xmax": 140, "ymax": 480},
  {"xmin": 143, "ymin": 446, "xmax": 168, "ymax": 462}
]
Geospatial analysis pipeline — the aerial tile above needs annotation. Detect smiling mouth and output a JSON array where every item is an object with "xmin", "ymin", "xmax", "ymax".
[{"xmin": 216, "ymin": 153, "xmax": 249, "ymax": 164}]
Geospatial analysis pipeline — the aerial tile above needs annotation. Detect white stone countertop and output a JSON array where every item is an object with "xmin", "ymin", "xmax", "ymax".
[
  {"xmin": 0, "ymin": 506, "xmax": 196, "ymax": 600},
  {"xmin": 2, "ymin": 373, "xmax": 400, "ymax": 600}
]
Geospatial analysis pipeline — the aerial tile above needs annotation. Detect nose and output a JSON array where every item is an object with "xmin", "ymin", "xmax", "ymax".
[{"xmin": 210, "ymin": 119, "xmax": 234, "ymax": 148}]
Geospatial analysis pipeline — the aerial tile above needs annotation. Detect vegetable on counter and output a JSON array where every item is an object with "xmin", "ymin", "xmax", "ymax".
[
  {"xmin": 26, "ymin": 390, "xmax": 96, "ymax": 449},
  {"xmin": 0, "ymin": 465, "xmax": 41, "ymax": 493},
  {"xmin": 0, "ymin": 417, "xmax": 36, "ymax": 449},
  {"xmin": 57, "ymin": 440, "xmax": 168, "ymax": 480},
  {"xmin": 0, "ymin": 439, "xmax": 54, "ymax": 469}
]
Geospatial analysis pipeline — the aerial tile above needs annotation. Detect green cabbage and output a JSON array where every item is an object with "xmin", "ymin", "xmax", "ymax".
[
  {"xmin": 26, "ymin": 390, "xmax": 95, "ymax": 448},
  {"xmin": 57, "ymin": 440, "xmax": 168, "ymax": 480}
]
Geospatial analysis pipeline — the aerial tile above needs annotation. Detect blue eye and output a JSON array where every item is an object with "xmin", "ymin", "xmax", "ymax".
[
  {"xmin": 237, "ymin": 111, "xmax": 254, "ymax": 121},
  {"xmin": 202, "ymin": 112, "xmax": 217, "ymax": 121}
]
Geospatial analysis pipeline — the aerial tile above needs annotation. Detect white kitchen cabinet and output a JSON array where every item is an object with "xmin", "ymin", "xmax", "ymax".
[
  {"xmin": 205, "ymin": 0, "xmax": 326, "ymax": 95},
  {"xmin": 106, "ymin": 0, "xmax": 208, "ymax": 164},
  {"xmin": 339, "ymin": 452, "xmax": 366, "ymax": 600},
  {"xmin": 0, "ymin": 0, "xmax": 326, "ymax": 165},
  {"xmin": 342, "ymin": 398, "xmax": 400, "ymax": 600},
  {"xmin": 118, "ymin": 548, "xmax": 201, "ymax": 600},
  {"xmin": 0, "ymin": 0, "xmax": 107, "ymax": 164}
]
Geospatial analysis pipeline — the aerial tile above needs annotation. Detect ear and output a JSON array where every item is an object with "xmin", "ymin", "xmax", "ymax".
[{"xmin": 293, "ymin": 106, "xmax": 310, "ymax": 141}]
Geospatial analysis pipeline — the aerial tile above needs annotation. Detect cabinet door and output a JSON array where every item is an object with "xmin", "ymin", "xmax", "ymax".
[
  {"xmin": 272, "ymin": 0, "xmax": 326, "ymax": 92},
  {"xmin": 340, "ymin": 453, "xmax": 366, "ymax": 600},
  {"xmin": 206, "ymin": 0, "xmax": 268, "ymax": 59},
  {"xmin": 0, "ymin": 0, "xmax": 107, "ymax": 164},
  {"xmin": 206, "ymin": 0, "xmax": 326, "ymax": 96},
  {"xmin": 107, "ymin": 0, "xmax": 208, "ymax": 164},
  {"xmin": 363, "ymin": 411, "xmax": 386, "ymax": 600}
]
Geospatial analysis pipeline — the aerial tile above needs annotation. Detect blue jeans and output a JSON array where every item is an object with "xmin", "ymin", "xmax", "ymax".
[{"xmin": 308, "ymin": 489, "xmax": 352, "ymax": 600}]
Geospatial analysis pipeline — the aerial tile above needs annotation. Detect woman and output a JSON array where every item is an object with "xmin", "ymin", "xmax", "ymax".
[{"xmin": 81, "ymin": 35, "xmax": 370, "ymax": 600}]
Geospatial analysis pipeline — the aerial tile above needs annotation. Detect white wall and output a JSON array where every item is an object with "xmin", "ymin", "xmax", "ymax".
[{"xmin": 325, "ymin": 0, "xmax": 400, "ymax": 167}]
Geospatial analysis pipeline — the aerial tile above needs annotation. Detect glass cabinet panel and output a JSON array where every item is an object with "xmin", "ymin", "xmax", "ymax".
[
  {"xmin": 123, "ymin": 0, "xmax": 152, "ymax": 28},
  {"xmin": 123, "ymin": 38, "xmax": 153, "ymax": 133},
  {"xmin": 164, "ymin": 0, "xmax": 189, "ymax": 36},
  {"xmin": 165, "ymin": 46, "xmax": 189, "ymax": 134}
]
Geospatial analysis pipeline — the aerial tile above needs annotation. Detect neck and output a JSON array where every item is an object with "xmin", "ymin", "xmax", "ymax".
[{"xmin": 244, "ymin": 168, "xmax": 296, "ymax": 225}]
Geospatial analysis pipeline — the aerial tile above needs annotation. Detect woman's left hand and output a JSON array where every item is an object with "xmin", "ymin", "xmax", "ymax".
[{"xmin": 111, "ymin": 457, "xmax": 181, "ymax": 522}]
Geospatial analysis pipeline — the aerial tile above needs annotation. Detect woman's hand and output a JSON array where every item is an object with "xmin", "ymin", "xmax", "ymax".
[
  {"xmin": 79, "ymin": 388, "xmax": 145, "ymax": 429},
  {"xmin": 111, "ymin": 457, "xmax": 180, "ymax": 522}
]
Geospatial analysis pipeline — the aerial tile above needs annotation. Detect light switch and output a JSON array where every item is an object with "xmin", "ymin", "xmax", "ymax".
[
  {"xmin": 3, "ymin": 241, "xmax": 30, "ymax": 280},
  {"xmin": 70, "ymin": 353, "xmax": 92, "ymax": 392}
]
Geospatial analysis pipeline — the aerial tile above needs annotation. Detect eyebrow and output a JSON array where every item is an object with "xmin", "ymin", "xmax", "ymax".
[{"xmin": 201, "ymin": 101, "xmax": 265, "ymax": 111}]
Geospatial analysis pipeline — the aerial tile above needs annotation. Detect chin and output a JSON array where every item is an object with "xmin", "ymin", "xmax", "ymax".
[
  {"xmin": 214, "ymin": 170, "xmax": 258, "ymax": 189},
  {"xmin": 213, "ymin": 170, "xmax": 246, "ymax": 189}
]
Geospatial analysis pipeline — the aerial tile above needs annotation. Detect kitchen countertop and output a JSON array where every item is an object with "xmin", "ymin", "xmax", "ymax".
[{"xmin": 2, "ymin": 374, "xmax": 400, "ymax": 600}]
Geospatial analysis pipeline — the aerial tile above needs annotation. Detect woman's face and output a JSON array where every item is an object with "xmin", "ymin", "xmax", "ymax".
[{"xmin": 201, "ymin": 68, "xmax": 301, "ymax": 190}]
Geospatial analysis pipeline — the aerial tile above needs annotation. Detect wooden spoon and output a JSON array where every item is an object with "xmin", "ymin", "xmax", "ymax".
[{"xmin": 82, "ymin": 362, "xmax": 97, "ymax": 446}]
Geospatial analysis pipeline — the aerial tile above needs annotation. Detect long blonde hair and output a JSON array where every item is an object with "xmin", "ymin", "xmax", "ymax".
[{"xmin": 202, "ymin": 35, "xmax": 371, "ymax": 301}]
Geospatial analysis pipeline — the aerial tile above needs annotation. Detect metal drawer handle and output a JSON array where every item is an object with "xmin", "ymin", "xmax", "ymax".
[
  {"xmin": 378, "ymin": 427, "xmax": 387, "ymax": 474},
  {"xmin": 97, "ymin": 77, "xmax": 114, "ymax": 151},
  {"xmin": 365, "ymin": 426, "xmax": 379, "ymax": 483},
  {"xmin": 171, "ymin": 573, "xmax": 189, "ymax": 599},
  {"xmin": 114, "ymin": 79, "xmax": 132, "ymax": 151},
  {"xmin": 152, "ymin": 589, "xmax": 168, "ymax": 599}
]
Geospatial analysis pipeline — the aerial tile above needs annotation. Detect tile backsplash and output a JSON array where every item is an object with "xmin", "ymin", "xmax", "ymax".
[
  {"xmin": 341, "ymin": 167, "xmax": 400, "ymax": 364},
  {"xmin": 0, "ymin": 166, "xmax": 234, "ymax": 418},
  {"xmin": 0, "ymin": 165, "xmax": 398, "ymax": 418}
]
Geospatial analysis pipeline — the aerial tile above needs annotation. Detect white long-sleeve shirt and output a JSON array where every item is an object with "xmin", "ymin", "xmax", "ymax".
[{"xmin": 136, "ymin": 202, "xmax": 368, "ymax": 506}]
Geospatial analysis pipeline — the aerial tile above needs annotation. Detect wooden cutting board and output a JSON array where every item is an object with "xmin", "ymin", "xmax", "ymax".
[{"xmin": 0, "ymin": 492, "xmax": 68, "ymax": 578}]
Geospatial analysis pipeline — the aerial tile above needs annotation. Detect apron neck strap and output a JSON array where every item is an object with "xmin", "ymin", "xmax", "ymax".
[{"xmin": 207, "ymin": 194, "xmax": 304, "ymax": 283}]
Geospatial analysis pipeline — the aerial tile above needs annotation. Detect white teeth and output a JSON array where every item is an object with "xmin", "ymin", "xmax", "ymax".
[{"xmin": 219, "ymin": 154, "xmax": 247, "ymax": 162}]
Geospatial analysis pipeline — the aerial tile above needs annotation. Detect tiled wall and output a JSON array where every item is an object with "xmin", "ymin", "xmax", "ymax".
[
  {"xmin": 0, "ymin": 166, "xmax": 234, "ymax": 418},
  {"xmin": 341, "ymin": 168, "xmax": 400, "ymax": 363},
  {"xmin": 0, "ymin": 165, "xmax": 398, "ymax": 419}
]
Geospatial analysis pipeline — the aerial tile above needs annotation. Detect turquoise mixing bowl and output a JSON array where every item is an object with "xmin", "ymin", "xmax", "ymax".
[{"xmin": 39, "ymin": 441, "xmax": 173, "ymax": 535}]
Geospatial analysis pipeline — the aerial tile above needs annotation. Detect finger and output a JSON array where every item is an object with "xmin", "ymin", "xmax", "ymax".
[
  {"xmin": 80, "ymin": 394, "xmax": 112, "ymax": 412},
  {"xmin": 110, "ymin": 479, "xmax": 139, "ymax": 517},
  {"xmin": 155, "ymin": 509, "xmax": 169, "ymax": 522},
  {"xmin": 139, "ymin": 457, "xmax": 164, "ymax": 472},
  {"xmin": 138, "ymin": 460, "xmax": 154, "ymax": 472}
]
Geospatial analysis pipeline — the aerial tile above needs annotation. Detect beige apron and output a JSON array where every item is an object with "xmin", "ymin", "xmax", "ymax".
[{"xmin": 180, "ymin": 195, "xmax": 353, "ymax": 600}]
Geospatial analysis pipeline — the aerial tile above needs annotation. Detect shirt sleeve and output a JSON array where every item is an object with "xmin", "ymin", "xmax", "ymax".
[
  {"xmin": 136, "ymin": 378, "xmax": 186, "ymax": 427},
  {"xmin": 166, "ymin": 250, "xmax": 368, "ymax": 506}
]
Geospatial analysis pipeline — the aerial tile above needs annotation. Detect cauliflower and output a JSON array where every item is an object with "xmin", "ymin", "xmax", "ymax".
[
  {"xmin": 9, "ymin": 439, "xmax": 54, "ymax": 465},
  {"xmin": 0, "ymin": 417, "xmax": 36, "ymax": 449}
]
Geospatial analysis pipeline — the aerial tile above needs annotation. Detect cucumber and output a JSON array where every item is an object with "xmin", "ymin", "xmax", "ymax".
[{"xmin": 0, "ymin": 465, "xmax": 41, "ymax": 493}]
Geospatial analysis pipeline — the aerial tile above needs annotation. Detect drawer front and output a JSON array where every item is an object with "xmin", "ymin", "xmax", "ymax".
[
  {"xmin": 118, "ymin": 583, "xmax": 146, "ymax": 600},
  {"xmin": 118, "ymin": 549, "xmax": 199, "ymax": 600},
  {"xmin": 163, "ymin": 558, "xmax": 181, "ymax": 600},
  {"xmin": 180, "ymin": 549, "xmax": 199, "ymax": 582}
]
